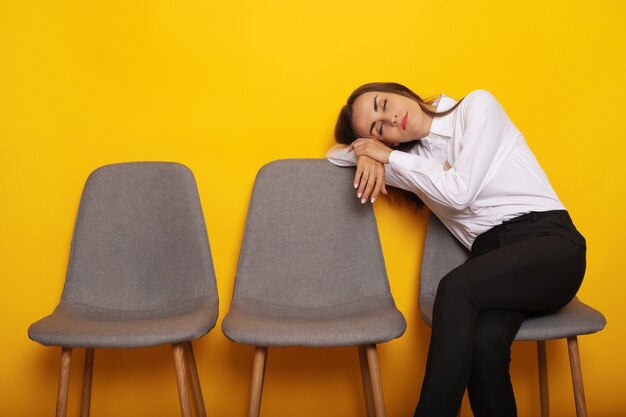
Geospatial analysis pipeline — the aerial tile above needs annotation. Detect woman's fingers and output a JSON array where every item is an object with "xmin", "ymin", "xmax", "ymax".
[
  {"xmin": 369, "ymin": 176, "xmax": 382, "ymax": 203},
  {"xmin": 350, "ymin": 139, "xmax": 368, "ymax": 158},
  {"xmin": 356, "ymin": 157, "xmax": 372, "ymax": 199},
  {"xmin": 370, "ymin": 166, "xmax": 386, "ymax": 202},
  {"xmin": 353, "ymin": 164, "xmax": 363, "ymax": 189},
  {"xmin": 355, "ymin": 156, "xmax": 369, "ymax": 194},
  {"xmin": 360, "ymin": 163, "xmax": 383, "ymax": 203},
  {"xmin": 350, "ymin": 138, "xmax": 393, "ymax": 164},
  {"xmin": 348, "ymin": 138, "xmax": 366, "ymax": 152},
  {"xmin": 354, "ymin": 155, "xmax": 386, "ymax": 203},
  {"xmin": 357, "ymin": 170, "xmax": 370, "ymax": 200},
  {"xmin": 361, "ymin": 172, "xmax": 376, "ymax": 203}
]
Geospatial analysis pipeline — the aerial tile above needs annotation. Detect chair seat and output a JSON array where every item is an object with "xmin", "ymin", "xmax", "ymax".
[
  {"xmin": 222, "ymin": 295, "xmax": 406, "ymax": 347},
  {"xmin": 420, "ymin": 297, "xmax": 606, "ymax": 341},
  {"xmin": 515, "ymin": 297, "xmax": 606, "ymax": 340},
  {"xmin": 28, "ymin": 296, "xmax": 218, "ymax": 348}
]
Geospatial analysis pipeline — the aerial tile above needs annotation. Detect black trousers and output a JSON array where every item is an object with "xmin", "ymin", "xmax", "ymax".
[{"xmin": 413, "ymin": 210, "xmax": 586, "ymax": 417}]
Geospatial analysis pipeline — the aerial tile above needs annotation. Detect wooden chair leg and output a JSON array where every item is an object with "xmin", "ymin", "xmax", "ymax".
[
  {"xmin": 567, "ymin": 337, "xmax": 588, "ymax": 417},
  {"xmin": 173, "ymin": 343, "xmax": 193, "ymax": 417},
  {"xmin": 248, "ymin": 346, "xmax": 268, "ymax": 417},
  {"xmin": 364, "ymin": 344, "xmax": 387, "ymax": 417},
  {"xmin": 183, "ymin": 341, "xmax": 207, "ymax": 417},
  {"xmin": 80, "ymin": 348, "xmax": 95, "ymax": 417},
  {"xmin": 358, "ymin": 346, "xmax": 375, "ymax": 417},
  {"xmin": 456, "ymin": 389, "xmax": 466, "ymax": 417},
  {"xmin": 56, "ymin": 347, "xmax": 72, "ymax": 417},
  {"xmin": 537, "ymin": 341, "xmax": 549, "ymax": 417}
]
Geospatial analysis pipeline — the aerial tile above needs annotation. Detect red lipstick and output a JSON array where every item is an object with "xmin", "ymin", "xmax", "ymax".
[{"xmin": 402, "ymin": 112, "xmax": 408, "ymax": 130}]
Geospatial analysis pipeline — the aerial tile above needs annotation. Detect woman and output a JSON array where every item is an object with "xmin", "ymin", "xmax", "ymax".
[{"xmin": 327, "ymin": 82, "xmax": 586, "ymax": 417}]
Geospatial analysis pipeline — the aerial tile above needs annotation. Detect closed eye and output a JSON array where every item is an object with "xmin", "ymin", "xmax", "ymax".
[
  {"xmin": 383, "ymin": 99, "xmax": 387, "ymax": 111},
  {"xmin": 379, "ymin": 122, "xmax": 383, "ymax": 135}
]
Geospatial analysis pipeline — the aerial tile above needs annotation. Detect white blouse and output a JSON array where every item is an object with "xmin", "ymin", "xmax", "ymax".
[{"xmin": 326, "ymin": 89, "xmax": 566, "ymax": 249}]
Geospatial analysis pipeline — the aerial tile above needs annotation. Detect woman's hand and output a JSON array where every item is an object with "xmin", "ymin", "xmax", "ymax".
[
  {"xmin": 354, "ymin": 155, "xmax": 387, "ymax": 204},
  {"xmin": 349, "ymin": 138, "xmax": 393, "ymax": 164}
]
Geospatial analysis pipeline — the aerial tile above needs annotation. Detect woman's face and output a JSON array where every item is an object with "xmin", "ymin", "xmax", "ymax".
[{"xmin": 351, "ymin": 91, "xmax": 431, "ymax": 145}]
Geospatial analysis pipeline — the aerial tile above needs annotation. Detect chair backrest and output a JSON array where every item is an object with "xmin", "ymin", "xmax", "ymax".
[
  {"xmin": 60, "ymin": 162, "xmax": 217, "ymax": 311},
  {"xmin": 419, "ymin": 213, "xmax": 470, "ymax": 324},
  {"xmin": 232, "ymin": 159, "xmax": 393, "ymax": 308}
]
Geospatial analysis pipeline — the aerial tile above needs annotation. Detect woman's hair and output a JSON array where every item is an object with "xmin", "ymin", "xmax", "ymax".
[
  {"xmin": 334, "ymin": 82, "xmax": 462, "ymax": 145},
  {"xmin": 334, "ymin": 82, "xmax": 464, "ymax": 210}
]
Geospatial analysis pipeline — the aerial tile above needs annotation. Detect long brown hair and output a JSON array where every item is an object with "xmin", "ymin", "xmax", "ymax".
[
  {"xmin": 334, "ymin": 82, "xmax": 462, "ymax": 145},
  {"xmin": 334, "ymin": 82, "xmax": 464, "ymax": 209}
]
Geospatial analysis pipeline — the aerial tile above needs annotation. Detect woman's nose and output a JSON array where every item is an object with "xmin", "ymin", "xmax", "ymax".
[{"xmin": 392, "ymin": 114, "xmax": 398, "ymax": 125}]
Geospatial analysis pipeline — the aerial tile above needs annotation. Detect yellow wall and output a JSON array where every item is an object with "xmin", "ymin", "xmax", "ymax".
[{"xmin": 1, "ymin": 1, "xmax": 625, "ymax": 416}]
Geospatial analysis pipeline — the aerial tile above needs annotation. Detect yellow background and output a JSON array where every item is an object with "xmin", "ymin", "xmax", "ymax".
[{"xmin": 1, "ymin": 1, "xmax": 625, "ymax": 416}]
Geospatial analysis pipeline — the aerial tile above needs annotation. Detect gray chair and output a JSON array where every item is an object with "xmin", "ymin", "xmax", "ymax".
[
  {"xmin": 419, "ymin": 213, "xmax": 606, "ymax": 417},
  {"xmin": 28, "ymin": 162, "xmax": 218, "ymax": 417},
  {"xmin": 222, "ymin": 159, "xmax": 406, "ymax": 417}
]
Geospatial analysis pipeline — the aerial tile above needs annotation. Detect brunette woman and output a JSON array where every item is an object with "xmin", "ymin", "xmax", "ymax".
[{"xmin": 327, "ymin": 83, "xmax": 586, "ymax": 417}]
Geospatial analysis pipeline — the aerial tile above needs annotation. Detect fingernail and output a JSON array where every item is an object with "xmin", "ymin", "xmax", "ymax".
[
  {"xmin": 371, "ymin": 197, "xmax": 376, "ymax": 203},
  {"xmin": 354, "ymin": 183, "xmax": 358, "ymax": 188},
  {"xmin": 357, "ymin": 192, "xmax": 362, "ymax": 198},
  {"xmin": 361, "ymin": 198, "xmax": 366, "ymax": 204}
]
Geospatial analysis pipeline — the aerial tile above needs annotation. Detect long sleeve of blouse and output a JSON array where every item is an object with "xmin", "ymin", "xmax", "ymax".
[
  {"xmin": 326, "ymin": 89, "xmax": 565, "ymax": 249},
  {"xmin": 386, "ymin": 90, "xmax": 515, "ymax": 210}
]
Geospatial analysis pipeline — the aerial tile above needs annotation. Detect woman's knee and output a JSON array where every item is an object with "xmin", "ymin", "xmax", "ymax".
[{"xmin": 473, "ymin": 312, "xmax": 523, "ymax": 365}]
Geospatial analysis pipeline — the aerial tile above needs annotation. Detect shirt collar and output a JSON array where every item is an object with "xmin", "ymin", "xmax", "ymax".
[{"xmin": 427, "ymin": 94, "xmax": 458, "ymax": 138}]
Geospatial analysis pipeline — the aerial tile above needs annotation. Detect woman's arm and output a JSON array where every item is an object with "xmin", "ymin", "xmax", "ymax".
[
  {"xmin": 328, "ymin": 145, "xmax": 431, "ymax": 205},
  {"xmin": 326, "ymin": 139, "xmax": 434, "ymax": 203},
  {"xmin": 326, "ymin": 145, "xmax": 389, "ymax": 203},
  {"xmin": 353, "ymin": 90, "xmax": 517, "ymax": 210},
  {"xmin": 326, "ymin": 144, "xmax": 357, "ymax": 166}
]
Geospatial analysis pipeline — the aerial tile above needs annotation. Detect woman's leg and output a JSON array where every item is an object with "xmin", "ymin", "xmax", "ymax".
[
  {"xmin": 413, "ymin": 235, "xmax": 585, "ymax": 417},
  {"xmin": 468, "ymin": 310, "xmax": 526, "ymax": 417}
]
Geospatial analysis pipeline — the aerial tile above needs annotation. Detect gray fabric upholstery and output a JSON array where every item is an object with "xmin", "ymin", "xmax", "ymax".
[
  {"xmin": 419, "ymin": 213, "xmax": 606, "ymax": 340},
  {"xmin": 28, "ymin": 162, "xmax": 218, "ymax": 348},
  {"xmin": 222, "ymin": 159, "xmax": 406, "ymax": 346}
]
